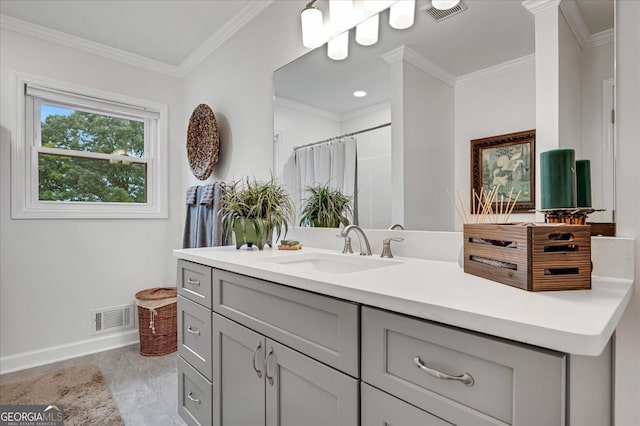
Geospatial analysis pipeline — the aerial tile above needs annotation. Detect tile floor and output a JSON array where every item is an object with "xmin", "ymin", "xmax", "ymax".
[{"xmin": 0, "ymin": 344, "xmax": 186, "ymax": 426}]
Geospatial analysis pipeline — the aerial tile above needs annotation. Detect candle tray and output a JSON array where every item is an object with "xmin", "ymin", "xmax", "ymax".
[{"xmin": 463, "ymin": 223, "xmax": 591, "ymax": 291}]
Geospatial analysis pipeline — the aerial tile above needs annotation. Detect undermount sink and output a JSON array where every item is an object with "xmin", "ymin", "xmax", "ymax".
[{"xmin": 261, "ymin": 252, "xmax": 401, "ymax": 274}]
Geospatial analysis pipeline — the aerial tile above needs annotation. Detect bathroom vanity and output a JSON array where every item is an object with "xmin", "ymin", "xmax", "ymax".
[{"xmin": 174, "ymin": 244, "xmax": 633, "ymax": 426}]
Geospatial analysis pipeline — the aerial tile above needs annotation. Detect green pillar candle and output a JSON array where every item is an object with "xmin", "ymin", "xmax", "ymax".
[
  {"xmin": 540, "ymin": 149, "xmax": 577, "ymax": 209},
  {"xmin": 576, "ymin": 159, "xmax": 592, "ymax": 207}
]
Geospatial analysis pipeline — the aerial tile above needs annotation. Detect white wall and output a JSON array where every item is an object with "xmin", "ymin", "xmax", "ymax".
[
  {"xmin": 402, "ymin": 62, "xmax": 454, "ymax": 231},
  {"xmin": 614, "ymin": 2, "xmax": 640, "ymax": 424},
  {"xmin": 558, "ymin": 11, "xmax": 583, "ymax": 154},
  {"xmin": 582, "ymin": 41, "xmax": 614, "ymax": 221},
  {"xmin": 341, "ymin": 104, "xmax": 391, "ymax": 228},
  {"xmin": 454, "ymin": 59, "xmax": 537, "ymax": 230},
  {"xmin": 273, "ymin": 99, "xmax": 341, "ymax": 187},
  {"xmin": 0, "ymin": 29, "xmax": 183, "ymax": 372},
  {"xmin": 182, "ymin": 1, "xmax": 306, "ymax": 189}
]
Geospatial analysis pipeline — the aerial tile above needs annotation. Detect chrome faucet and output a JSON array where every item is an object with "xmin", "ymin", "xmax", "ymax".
[
  {"xmin": 339, "ymin": 225, "xmax": 372, "ymax": 256},
  {"xmin": 388, "ymin": 224, "xmax": 405, "ymax": 230},
  {"xmin": 380, "ymin": 237, "xmax": 404, "ymax": 258}
]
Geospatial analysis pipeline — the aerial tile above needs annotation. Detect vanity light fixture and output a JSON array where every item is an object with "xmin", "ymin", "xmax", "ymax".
[
  {"xmin": 301, "ymin": 0, "xmax": 415, "ymax": 61},
  {"xmin": 389, "ymin": 0, "xmax": 416, "ymax": 29},
  {"xmin": 328, "ymin": 31, "xmax": 349, "ymax": 60},
  {"xmin": 353, "ymin": 90, "xmax": 367, "ymax": 97},
  {"xmin": 356, "ymin": 13, "xmax": 379, "ymax": 46},
  {"xmin": 329, "ymin": 0, "xmax": 353, "ymax": 31},
  {"xmin": 431, "ymin": 0, "xmax": 460, "ymax": 10},
  {"xmin": 301, "ymin": 0, "xmax": 324, "ymax": 48}
]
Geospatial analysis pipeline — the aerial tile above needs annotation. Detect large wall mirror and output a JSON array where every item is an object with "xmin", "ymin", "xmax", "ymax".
[{"xmin": 273, "ymin": 0, "xmax": 615, "ymax": 232}]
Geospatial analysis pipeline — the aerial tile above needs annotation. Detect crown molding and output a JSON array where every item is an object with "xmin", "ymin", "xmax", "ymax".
[
  {"xmin": 559, "ymin": 1, "xmax": 613, "ymax": 50},
  {"xmin": 177, "ymin": 0, "xmax": 275, "ymax": 77},
  {"xmin": 521, "ymin": 0, "xmax": 561, "ymax": 15},
  {"xmin": 589, "ymin": 28, "xmax": 614, "ymax": 48},
  {"xmin": 274, "ymin": 96, "xmax": 341, "ymax": 122},
  {"xmin": 0, "ymin": 1, "xmax": 274, "ymax": 78},
  {"xmin": 382, "ymin": 45, "xmax": 456, "ymax": 87},
  {"xmin": 456, "ymin": 54, "xmax": 535, "ymax": 86},
  {"xmin": 0, "ymin": 14, "xmax": 182, "ymax": 76},
  {"xmin": 559, "ymin": 0, "xmax": 590, "ymax": 49},
  {"xmin": 341, "ymin": 101, "xmax": 391, "ymax": 122}
]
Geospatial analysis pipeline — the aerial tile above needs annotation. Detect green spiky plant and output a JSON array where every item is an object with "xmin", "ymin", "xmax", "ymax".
[
  {"xmin": 220, "ymin": 176, "xmax": 294, "ymax": 249},
  {"xmin": 299, "ymin": 184, "xmax": 353, "ymax": 228}
]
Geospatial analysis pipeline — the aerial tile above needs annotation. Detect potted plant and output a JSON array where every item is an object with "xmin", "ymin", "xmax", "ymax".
[
  {"xmin": 220, "ymin": 176, "xmax": 294, "ymax": 250},
  {"xmin": 299, "ymin": 184, "xmax": 353, "ymax": 228}
]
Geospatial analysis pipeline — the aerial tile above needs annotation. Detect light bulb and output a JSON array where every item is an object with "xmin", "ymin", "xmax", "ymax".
[
  {"xmin": 389, "ymin": 0, "xmax": 415, "ymax": 30},
  {"xmin": 301, "ymin": 4, "xmax": 324, "ymax": 48},
  {"xmin": 329, "ymin": 0, "xmax": 353, "ymax": 32},
  {"xmin": 328, "ymin": 31, "xmax": 349, "ymax": 60},
  {"xmin": 431, "ymin": 0, "xmax": 460, "ymax": 10},
  {"xmin": 356, "ymin": 14, "xmax": 379, "ymax": 46}
]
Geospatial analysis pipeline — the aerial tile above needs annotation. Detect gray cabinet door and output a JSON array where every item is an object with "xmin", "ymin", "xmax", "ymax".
[
  {"xmin": 212, "ymin": 268, "xmax": 359, "ymax": 377},
  {"xmin": 265, "ymin": 339, "xmax": 358, "ymax": 426},
  {"xmin": 361, "ymin": 383, "xmax": 453, "ymax": 426},
  {"xmin": 213, "ymin": 313, "xmax": 266, "ymax": 426}
]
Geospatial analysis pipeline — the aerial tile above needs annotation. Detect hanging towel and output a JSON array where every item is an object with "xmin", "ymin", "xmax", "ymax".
[
  {"xmin": 200, "ymin": 184, "xmax": 216, "ymax": 205},
  {"xmin": 185, "ymin": 186, "xmax": 198, "ymax": 205},
  {"xmin": 182, "ymin": 183, "xmax": 226, "ymax": 248}
]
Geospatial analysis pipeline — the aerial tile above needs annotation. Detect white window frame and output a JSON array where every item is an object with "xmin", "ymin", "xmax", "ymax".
[{"xmin": 11, "ymin": 72, "xmax": 168, "ymax": 219}]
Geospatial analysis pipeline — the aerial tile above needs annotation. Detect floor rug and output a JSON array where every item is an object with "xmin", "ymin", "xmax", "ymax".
[{"xmin": 0, "ymin": 364, "xmax": 124, "ymax": 425}]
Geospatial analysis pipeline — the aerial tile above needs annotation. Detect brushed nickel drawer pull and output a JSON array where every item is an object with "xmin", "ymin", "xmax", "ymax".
[
  {"xmin": 252, "ymin": 342, "xmax": 263, "ymax": 378},
  {"xmin": 264, "ymin": 347, "xmax": 275, "ymax": 386},
  {"xmin": 187, "ymin": 391, "xmax": 201, "ymax": 404},
  {"xmin": 187, "ymin": 326, "xmax": 200, "ymax": 335},
  {"xmin": 187, "ymin": 278, "xmax": 200, "ymax": 286},
  {"xmin": 413, "ymin": 356, "xmax": 474, "ymax": 387}
]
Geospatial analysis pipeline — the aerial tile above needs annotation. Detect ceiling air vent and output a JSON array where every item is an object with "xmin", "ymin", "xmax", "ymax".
[{"xmin": 422, "ymin": 1, "xmax": 468, "ymax": 23}]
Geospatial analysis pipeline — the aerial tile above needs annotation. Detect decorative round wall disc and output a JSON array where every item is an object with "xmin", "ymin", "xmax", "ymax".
[{"xmin": 187, "ymin": 103, "xmax": 219, "ymax": 180}]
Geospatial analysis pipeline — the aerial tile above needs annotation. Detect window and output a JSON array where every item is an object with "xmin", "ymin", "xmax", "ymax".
[{"xmin": 12, "ymin": 73, "xmax": 168, "ymax": 218}]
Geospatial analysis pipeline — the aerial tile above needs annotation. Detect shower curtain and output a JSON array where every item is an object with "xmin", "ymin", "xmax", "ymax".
[{"xmin": 294, "ymin": 137, "xmax": 358, "ymax": 225}]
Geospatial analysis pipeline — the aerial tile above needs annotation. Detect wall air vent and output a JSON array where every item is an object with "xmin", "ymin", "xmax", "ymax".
[
  {"xmin": 422, "ymin": 1, "xmax": 468, "ymax": 23},
  {"xmin": 92, "ymin": 303, "xmax": 135, "ymax": 335}
]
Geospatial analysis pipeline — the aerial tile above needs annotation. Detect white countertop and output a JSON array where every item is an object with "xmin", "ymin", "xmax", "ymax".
[{"xmin": 174, "ymin": 246, "xmax": 633, "ymax": 356}]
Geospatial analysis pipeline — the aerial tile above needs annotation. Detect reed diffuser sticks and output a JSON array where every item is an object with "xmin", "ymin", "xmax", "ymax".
[{"xmin": 448, "ymin": 186, "xmax": 521, "ymax": 225}]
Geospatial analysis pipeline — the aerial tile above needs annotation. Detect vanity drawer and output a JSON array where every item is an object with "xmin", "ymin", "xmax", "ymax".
[
  {"xmin": 178, "ymin": 356, "xmax": 212, "ymax": 426},
  {"xmin": 178, "ymin": 296, "xmax": 212, "ymax": 380},
  {"xmin": 177, "ymin": 260, "xmax": 212, "ymax": 308},
  {"xmin": 212, "ymin": 268, "xmax": 359, "ymax": 377},
  {"xmin": 362, "ymin": 307, "xmax": 566, "ymax": 426},
  {"xmin": 361, "ymin": 382, "xmax": 452, "ymax": 426}
]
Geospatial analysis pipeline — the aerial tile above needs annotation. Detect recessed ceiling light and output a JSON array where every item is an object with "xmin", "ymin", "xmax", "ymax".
[{"xmin": 353, "ymin": 91, "xmax": 367, "ymax": 97}]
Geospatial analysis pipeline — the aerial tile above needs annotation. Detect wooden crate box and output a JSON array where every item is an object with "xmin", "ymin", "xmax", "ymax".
[{"xmin": 463, "ymin": 223, "xmax": 591, "ymax": 291}]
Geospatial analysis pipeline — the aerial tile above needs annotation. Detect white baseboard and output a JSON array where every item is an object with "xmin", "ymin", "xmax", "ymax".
[{"xmin": 0, "ymin": 329, "xmax": 140, "ymax": 375}]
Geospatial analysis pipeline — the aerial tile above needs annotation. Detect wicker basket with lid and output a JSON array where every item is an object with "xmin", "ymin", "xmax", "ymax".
[{"xmin": 135, "ymin": 287, "xmax": 177, "ymax": 356}]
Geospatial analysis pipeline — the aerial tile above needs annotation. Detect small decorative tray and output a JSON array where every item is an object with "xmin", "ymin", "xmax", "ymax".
[
  {"xmin": 278, "ymin": 244, "xmax": 302, "ymax": 250},
  {"xmin": 278, "ymin": 240, "xmax": 302, "ymax": 250}
]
